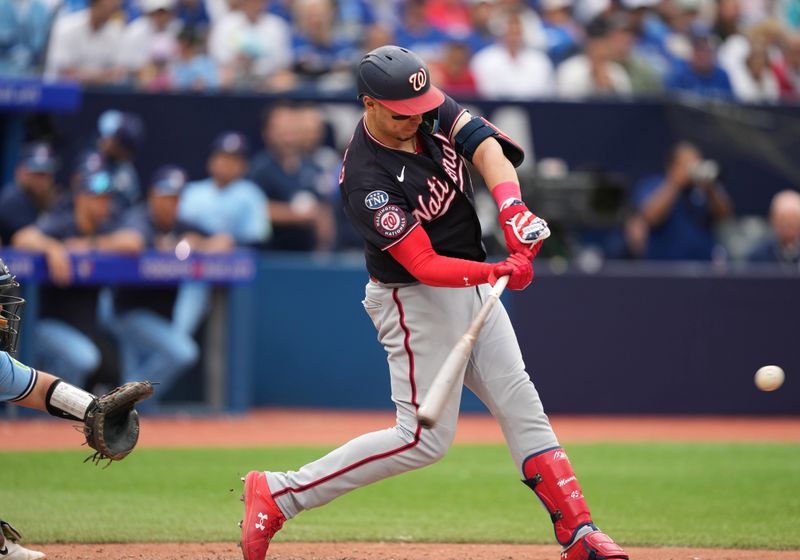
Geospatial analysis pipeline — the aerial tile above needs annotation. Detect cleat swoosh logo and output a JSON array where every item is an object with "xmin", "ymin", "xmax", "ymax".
[{"xmin": 396, "ymin": 166, "xmax": 405, "ymax": 182}]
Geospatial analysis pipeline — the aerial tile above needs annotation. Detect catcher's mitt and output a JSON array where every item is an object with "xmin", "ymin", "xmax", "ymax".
[{"xmin": 83, "ymin": 381, "xmax": 154, "ymax": 465}]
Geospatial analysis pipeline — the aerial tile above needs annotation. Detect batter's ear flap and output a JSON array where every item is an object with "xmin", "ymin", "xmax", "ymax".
[{"xmin": 453, "ymin": 117, "xmax": 525, "ymax": 168}]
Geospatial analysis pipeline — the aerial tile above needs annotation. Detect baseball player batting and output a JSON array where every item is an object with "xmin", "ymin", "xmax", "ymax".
[{"xmin": 240, "ymin": 45, "xmax": 628, "ymax": 560}]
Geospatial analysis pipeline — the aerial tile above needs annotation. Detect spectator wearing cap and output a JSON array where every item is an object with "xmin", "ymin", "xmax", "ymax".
[
  {"xmin": 12, "ymin": 167, "xmax": 144, "ymax": 389},
  {"xmin": 248, "ymin": 103, "xmax": 335, "ymax": 252},
  {"xmin": 665, "ymin": 24, "xmax": 734, "ymax": 99},
  {"xmin": 208, "ymin": 0, "xmax": 294, "ymax": 91},
  {"xmin": 120, "ymin": 0, "xmax": 182, "ymax": 88},
  {"xmin": 748, "ymin": 189, "xmax": 800, "ymax": 265},
  {"xmin": 0, "ymin": 143, "xmax": 59, "ymax": 246},
  {"xmin": 556, "ymin": 14, "xmax": 632, "ymax": 98},
  {"xmin": 108, "ymin": 166, "xmax": 233, "ymax": 405},
  {"xmin": 178, "ymin": 132, "xmax": 270, "ymax": 246},
  {"xmin": 470, "ymin": 7, "xmax": 555, "ymax": 99},
  {"xmin": 0, "ymin": 0, "xmax": 53, "ymax": 76},
  {"xmin": 44, "ymin": 0, "xmax": 127, "ymax": 84},
  {"xmin": 96, "ymin": 109, "xmax": 145, "ymax": 211},
  {"xmin": 539, "ymin": 0, "xmax": 584, "ymax": 65}
]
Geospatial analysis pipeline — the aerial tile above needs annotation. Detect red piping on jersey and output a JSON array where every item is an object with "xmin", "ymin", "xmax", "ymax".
[
  {"xmin": 448, "ymin": 108, "xmax": 468, "ymax": 142},
  {"xmin": 383, "ymin": 221, "xmax": 419, "ymax": 251},
  {"xmin": 270, "ymin": 289, "xmax": 421, "ymax": 500}
]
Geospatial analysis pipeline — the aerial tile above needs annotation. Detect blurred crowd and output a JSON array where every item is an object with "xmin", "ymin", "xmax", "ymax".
[
  {"xmin": 0, "ymin": 105, "xmax": 347, "ymax": 403},
  {"xmin": 1, "ymin": 0, "xmax": 800, "ymax": 102}
]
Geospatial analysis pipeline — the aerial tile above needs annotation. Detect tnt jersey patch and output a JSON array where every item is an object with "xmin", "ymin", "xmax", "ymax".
[{"xmin": 374, "ymin": 205, "xmax": 408, "ymax": 238}]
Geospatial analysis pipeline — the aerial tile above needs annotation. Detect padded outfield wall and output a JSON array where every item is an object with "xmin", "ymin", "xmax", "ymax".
[{"xmin": 248, "ymin": 256, "xmax": 799, "ymax": 415}]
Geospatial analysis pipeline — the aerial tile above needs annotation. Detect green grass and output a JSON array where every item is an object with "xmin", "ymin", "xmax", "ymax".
[{"xmin": 1, "ymin": 443, "xmax": 799, "ymax": 549}]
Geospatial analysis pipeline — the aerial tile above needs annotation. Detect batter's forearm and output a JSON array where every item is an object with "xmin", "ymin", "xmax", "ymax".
[{"xmin": 388, "ymin": 226, "xmax": 492, "ymax": 288}]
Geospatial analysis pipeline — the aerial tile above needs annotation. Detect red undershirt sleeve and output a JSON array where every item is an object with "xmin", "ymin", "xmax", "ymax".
[{"xmin": 388, "ymin": 226, "xmax": 494, "ymax": 288}]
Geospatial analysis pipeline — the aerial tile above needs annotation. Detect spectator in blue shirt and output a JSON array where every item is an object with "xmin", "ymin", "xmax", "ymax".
[
  {"xmin": 249, "ymin": 103, "xmax": 335, "ymax": 252},
  {"xmin": 0, "ymin": 0, "xmax": 52, "ymax": 75},
  {"xmin": 0, "ymin": 143, "xmax": 59, "ymax": 246},
  {"xmin": 174, "ymin": 0, "xmax": 209, "ymax": 31},
  {"xmin": 665, "ymin": 25, "xmax": 734, "ymax": 99},
  {"xmin": 748, "ymin": 189, "xmax": 800, "ymax": 265},
  {"xmin": 622, "ymin": 0, "xmax": 677, "ymax": 79},
  {"xmin": 171, "ymin": 25, "xmax": 220, "ymax": 91},
  {"xmin": 179, "ymin": 131, "xmax": 270, "ymax": 245},
  {"xmin": 461, "ymin": 0, "xmax": 497, "ymax": 55},
  {"xmin": 393, "ymin": 0, "xmax": 451, "ymax": 63},
  {"xmin": 11, "ymin": 168, "xmax": 144, "ymax": 388},
  {"xmin": 110, "ymin": 166, "xmax": 235, "ymax": 406},
  {"xmin": 632, "ymin": 141, "xmax": 733, "ymax": 260},
  {"xmin": 290, "ymin": 0, "xmax": 360, "ymax": 91},
  {"xmin": 540, "ymin": 0, "xmax": 584, "ymax": 65}
]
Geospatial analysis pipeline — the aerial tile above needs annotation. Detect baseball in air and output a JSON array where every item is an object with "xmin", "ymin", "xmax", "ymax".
[
  {"xmin": 175, "ymin": 239, "xmax": 192, "ymax": 261},
  {"xmin": 754, "ymin": 365, "xmax": 785, "ymax": 392}
]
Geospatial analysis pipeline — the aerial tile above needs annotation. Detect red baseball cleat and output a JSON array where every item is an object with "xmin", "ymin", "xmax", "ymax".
[
  {"xmin": 560, "ymin": 530, "xmax": 629, "ymax": 560},
  {"xmin": 240, "ymin": 471, "xmax": 285, "ymax": 560}
]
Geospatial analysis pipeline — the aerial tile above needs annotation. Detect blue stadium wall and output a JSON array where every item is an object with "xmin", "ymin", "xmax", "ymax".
[{"xmin": 249, "ymin": 256, "xmax": 799, "ymax": 415}]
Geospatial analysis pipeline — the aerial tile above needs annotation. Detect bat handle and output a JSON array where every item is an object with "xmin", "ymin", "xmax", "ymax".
[{"xmin": 489, "ymin": 274, "xmax": 510, "ymax": 299}]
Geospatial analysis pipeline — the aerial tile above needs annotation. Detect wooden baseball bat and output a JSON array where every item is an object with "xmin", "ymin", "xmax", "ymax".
[{"xmin": 417, "ymin": 275, "xmax": 510, "ymax": 428}]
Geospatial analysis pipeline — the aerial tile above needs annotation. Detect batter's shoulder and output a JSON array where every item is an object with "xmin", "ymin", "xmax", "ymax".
[
  {"xmin": 340, "ymin": 157, "xmax": 397, "ymax": 196},
  {"xmin": 340, "ymin": 138, "xmax": 398, "ymax": 196}
]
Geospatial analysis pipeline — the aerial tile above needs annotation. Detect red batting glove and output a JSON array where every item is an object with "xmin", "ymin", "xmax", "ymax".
[
  {"xmin": 488, "ymin": 252, "xmax": 533, "ymax": 291},
  {"xmin": 498, "ymin": 202, "xmax": 550, "ymax": 257}
]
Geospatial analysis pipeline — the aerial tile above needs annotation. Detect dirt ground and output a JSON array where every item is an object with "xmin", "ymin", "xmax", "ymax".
[
  {"xmin": 4, "ymin": 410, "xmax": 800, "ymax": 559},
  {"xmin": 34, "ymin": 541, "xmax": 800, "ymax": 560}
]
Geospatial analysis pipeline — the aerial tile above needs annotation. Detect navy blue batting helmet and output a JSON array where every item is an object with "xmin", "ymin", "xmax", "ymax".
[{"xmin": 357, "ymin": 45, "xmax": 445, "ymax": 120}]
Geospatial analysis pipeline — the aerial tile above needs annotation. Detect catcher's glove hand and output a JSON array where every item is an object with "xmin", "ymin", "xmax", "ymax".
[{"xmin": 83, "ymin": 381, "xmax": 154, "ymax": 465}]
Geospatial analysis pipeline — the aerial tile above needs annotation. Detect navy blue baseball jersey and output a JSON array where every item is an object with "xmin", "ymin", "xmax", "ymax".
[{"xmin": 340, "ymin": 94, "xmax": 485, "ymax": 284}]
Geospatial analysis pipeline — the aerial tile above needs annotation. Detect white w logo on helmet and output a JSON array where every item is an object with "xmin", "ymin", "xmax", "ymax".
[{"xmin": 408, "ymin": 68, "xmax": 427, "ymax": 91}]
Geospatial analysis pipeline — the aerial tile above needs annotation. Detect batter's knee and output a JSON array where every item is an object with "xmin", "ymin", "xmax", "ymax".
[{"xmin": 413, "ymin": 424, "xmax": 456, "ymax": 466}]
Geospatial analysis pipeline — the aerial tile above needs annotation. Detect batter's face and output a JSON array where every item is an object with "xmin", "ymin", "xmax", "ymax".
[{"xmin": 364, "ymin": 97, "xmax": 423, "ymax": 146}]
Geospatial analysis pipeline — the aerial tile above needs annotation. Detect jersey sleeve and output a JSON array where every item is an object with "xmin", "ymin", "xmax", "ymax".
[
  {"xmin": 342, "ymin": 175, "xmax": 419, "ymax": 251},
  {"xmin": 437, "ymin": 93, "xmax": 468, "ymax": 143}
]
